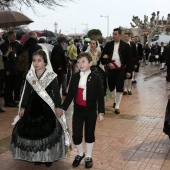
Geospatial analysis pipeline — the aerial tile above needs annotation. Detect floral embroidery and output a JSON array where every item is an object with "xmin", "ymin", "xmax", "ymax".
[{"xmin": 32, "ymin": 80, "xmax": 36, "ymax": 84}]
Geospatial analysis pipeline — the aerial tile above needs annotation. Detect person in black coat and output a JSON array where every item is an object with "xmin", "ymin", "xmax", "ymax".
[
  {"xmin": 101, "ymin": 28, "xmax": 133, "ymax": 114},
  {"xmin": 22, "ymin": 31, "xmax": 42, "ymax": 69},
  {"xmin": 165, "ymin": 42, "xmax": 170, "ymax": 82},
  {"xmin": 143, "ymin": 43, "xmax": 150, "ymax": 65},
  {"xmin": 0, "ymin": 31, "xmax": 22, "ymax": 107},
  {"xmin": 123, "ymin": 33, "xmax": 138, "ymax": 95},
  {"xmin": 159, "ymin": 42, "xmax": 166, "ymax": 70},
  {"xmin": 51, "ymin": 36, "xmax": 67, "ymax": 91},
  {"xmin": 132, "ymin": 36, "xmax": 143, "ymax": 83},
  {"xmin": 62, "ymin": 52, "xmax": 104, "ymax": 169}
]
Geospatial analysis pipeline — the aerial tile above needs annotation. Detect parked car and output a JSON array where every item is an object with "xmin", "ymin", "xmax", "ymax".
[{"xmin": 150, "ymin": 33, "xmax": 170, "ymax": 46}]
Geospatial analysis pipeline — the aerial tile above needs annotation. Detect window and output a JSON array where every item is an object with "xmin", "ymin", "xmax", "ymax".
[{"xmin": 152, "ymin": 36, "xmax": 159, "ymax": 42}]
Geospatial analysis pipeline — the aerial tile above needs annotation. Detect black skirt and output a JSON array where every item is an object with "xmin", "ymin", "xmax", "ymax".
[{"xmin": 11, "ymin": 89, "xmax": 62, "ymax": 153}]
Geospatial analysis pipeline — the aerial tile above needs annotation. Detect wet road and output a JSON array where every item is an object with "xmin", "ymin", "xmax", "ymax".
[{"xmin": 0, "ymin": 64, "xmax": 170, "ymax": 170}]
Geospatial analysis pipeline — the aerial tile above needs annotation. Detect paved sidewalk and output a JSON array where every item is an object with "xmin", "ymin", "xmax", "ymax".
[{"xmin": 1, "ymin": 64, "xmax": 170, "ymax": 170}]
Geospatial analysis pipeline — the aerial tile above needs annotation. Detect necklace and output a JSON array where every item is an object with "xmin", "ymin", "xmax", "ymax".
[{"xmin": 36, "ymin": 68, "xmax": 46, "ymax": 79}]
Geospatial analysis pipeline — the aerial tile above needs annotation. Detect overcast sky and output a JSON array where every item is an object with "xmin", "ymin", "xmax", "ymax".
[{"xmin": 25, "ymin": 0, "xmax": 170, "ymax": 37}]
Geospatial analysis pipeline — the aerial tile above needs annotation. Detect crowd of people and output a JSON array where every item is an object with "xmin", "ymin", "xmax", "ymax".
[{"xmin": 1, "ymin": 28, "xmax": 170, "ymax": 168}]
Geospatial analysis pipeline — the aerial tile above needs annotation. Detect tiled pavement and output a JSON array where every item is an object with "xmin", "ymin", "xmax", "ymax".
[{"xmin": 1, "ymin": 64, "xmax": 170, "ymax": 170}]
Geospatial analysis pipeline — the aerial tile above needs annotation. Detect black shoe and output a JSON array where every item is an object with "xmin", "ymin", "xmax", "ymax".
[
  {"xmin": 0, "ymin": 108, "xmax": 5, "ymax": 112},
  {"xmin": 72, "ymin": 153, "xmax": 85, "ymax": 167},
  {"xmin": 14, "ymin": 96, "xmax": 20, "ymax": 101},
  {"xmin": 85, "ymin": 157, "xmax": 93, "ymax": 169},
  {"xmin": 166, "ymin": 77, "xmax": 170, "ymax": 82},
  {"xmin": 4, "ymin": 103, "xmax": 16, "ymax": 107},
  {"xmin": 113, "ymin": 103, "xmax": 116, "ymax": 108},
  {"xmin": 62, "ymin": 93, "xmax": 67, "ymax": 96},
  {"xmin": 123, "ymin": 91, "xmax": 127, "ymax": 95},
  {"xmin": 115, "ymin": 108, "xmax": 120, "ymax": 114},
  {"xmin": 45, "ymin": 162, "xmax": 52, "ymax": 167},
  {"xmin": 132, "ymin": 80, "xmax": 137, "ymax": 84},
  {"xmin": 128, "ymin": 91, "xmax": 132, "ymax": 95}
]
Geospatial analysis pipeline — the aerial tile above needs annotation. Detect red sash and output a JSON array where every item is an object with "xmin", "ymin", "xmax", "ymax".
[
  {"xmin": 76, "ymin": 88, "xmax": 87, "ymax": 106},
  {"xmin": 110, "ymin": 60, "xmax": 126, "ymax": 69}
]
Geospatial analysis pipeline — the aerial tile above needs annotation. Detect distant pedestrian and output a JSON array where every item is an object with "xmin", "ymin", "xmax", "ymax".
[
  {"xmin": 165, "ymin": 42, "xmax": 170, "ymax": 82},
  {"xmin": 123, "ymin": 33, "xmax": 137, "ymax": 95},
  {"xmin": 22, "ymin": 31, "xmax": 42, "ymax": 69},
  {"xmin": 51, "ymin": 36, "xmax": 67, "ymax": 95},
  {"xmin": 67, "ymin": 39, "xmax": 78, "ymax": 75},
  {"xmin": 0, "ymin": 31, "xmax": 21, "ymax": 107},
  {"xmin": 101, "ymin": 28, "xmax": 133, "ymax": 114},
  {"xmin": 132, "ymin": 36, "xmax": 143, "ymax": 83},
  {"xmin": 159, "ymin": 42, "xmax": 166, "ymax": 70}
]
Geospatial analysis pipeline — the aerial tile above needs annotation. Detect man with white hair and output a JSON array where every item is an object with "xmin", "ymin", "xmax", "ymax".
[{"xmin": 22, "ymin": 31, "xmax": 42, "ymax": 68}]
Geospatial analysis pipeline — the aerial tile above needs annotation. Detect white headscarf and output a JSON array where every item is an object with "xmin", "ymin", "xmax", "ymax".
[
  {"xmin": 12, "ymin": 48, "xmax": 56, "ymax": 125},
  {"xmin": 29, "ymin": 48, "xmax": 56, "ymax": 76},
  {"xmin": 86, "ymin": 40, "xmax": 101, "ymax": 54},
  {"xmin": 86, "ymin": 40, "xmax": 101, "ymax": 65}
]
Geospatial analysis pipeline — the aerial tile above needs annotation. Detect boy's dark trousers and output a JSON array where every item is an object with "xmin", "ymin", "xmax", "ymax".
[{"xmin": 72, "ymin": 104, "xmax": 97, "ymax": 145}]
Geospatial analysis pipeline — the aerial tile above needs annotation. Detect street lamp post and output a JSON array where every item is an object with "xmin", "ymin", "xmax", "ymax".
[
  {"xmin": 54, "ymin": 22, "xmax": 58, "ymax": 34},
  {"xmin": 100, "ymin": 15, "xmax": 109, "ymax": 37}
]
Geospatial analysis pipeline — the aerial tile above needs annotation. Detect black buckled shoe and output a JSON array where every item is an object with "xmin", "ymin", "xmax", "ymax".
[
  {"xmin": 128, "ymin": 91, "xmax": 132, "ymax": 95},
  {"xmin": 123, "ymin": 91, "xmax": 127, "ymax": 95},
  {"xmin": 85, "ymin": 157, "xmax": 93, "ymax": 169},
  {"xmin": 45, "ymin": 162, "xmax": 52, "ymax": 167},
  {"xmin": 72, "ymin": 153, "xmax": 85, "ymax": 167},
  {"xmin": 132, "ymin": 80, "xmax": 137, "ymax": 84},
  {"xmin": 115, "ymin": 108, "xmax": 120, "ymax": 114},
  {"xmin": 0, "ymin": 108, "xmax": 5, "ymax": 113}
]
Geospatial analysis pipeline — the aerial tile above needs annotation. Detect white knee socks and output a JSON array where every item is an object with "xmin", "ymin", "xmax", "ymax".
[
  {"xmin": 75, "ymin": 143, "xmax": 84, "ymax": 156},
  {"xmin": 134, "ymin": 72, "xmax": 138, "ymax": 80},
  {"xmin": 161, "ymin": 63, "xmax": 165, "ymax": 69},
  {"xmin": 75, "ymin": 142, "xmax": 94, "ymax": 158},
  {"xmin": 86, "ymin": 142, "xmax": 94, "ymax": 158},
  {"xmin": 124, "ymin": 79, "xmax": 128, "ymax": 92},
  {"xmin": 115, "ymin": 92, "xmax": 123, "ymax": 109},
  {"xmin": 127, "ymin": 79, "xmax": 132, "ymax": 91},
  {"xmin": 113, "ymin": 90, "xmax": 116, "ymax": 103}
]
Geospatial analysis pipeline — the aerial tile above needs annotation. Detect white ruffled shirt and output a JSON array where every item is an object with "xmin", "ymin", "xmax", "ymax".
[
  {"xmin": 79, "ymin": 70, "xmax": 91, "ymax": 100},
  {"xmin": 112, "ymin": 42, "xmax": 121, "ymax": 67}
]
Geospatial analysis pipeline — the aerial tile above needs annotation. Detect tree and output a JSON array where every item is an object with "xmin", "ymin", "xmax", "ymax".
[
  {"xmin": 0, "ymin": 0, "xmax": 74, "ymax": 11},
  {"xmin": 87, "ymin": 29, "xmax": 103, "ymax": 43},
  {"xmin": 130, "ymin": 11, "xmax": 170, "ymax": 45}
]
